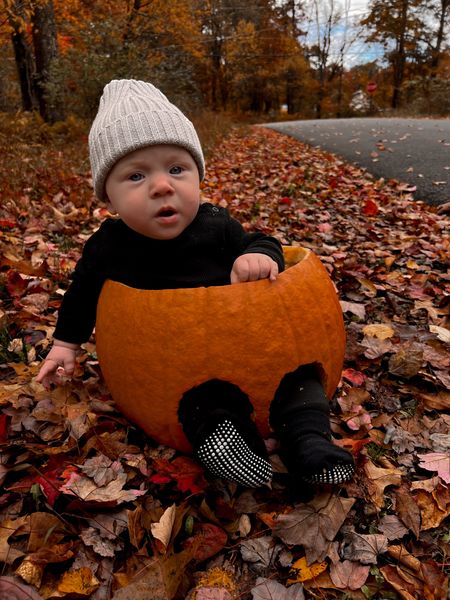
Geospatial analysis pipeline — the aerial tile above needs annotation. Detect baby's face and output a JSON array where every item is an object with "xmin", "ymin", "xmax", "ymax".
[{"xmin": 105, "ymin": 145, "xmax": 201, "ymax": 240}]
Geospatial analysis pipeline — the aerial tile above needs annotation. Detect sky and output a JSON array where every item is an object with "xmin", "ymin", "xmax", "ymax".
[{"xmin": 303, "ymin": 0, "xmax": 385, "ymax": 67}]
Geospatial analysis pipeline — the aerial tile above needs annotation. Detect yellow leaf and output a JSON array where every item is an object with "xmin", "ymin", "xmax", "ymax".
[
  {"xmin": 362, "ymin": 323, "xmax": 395, "ymax": 340},
  {"xmin": 287, "ymin": 556, "xmax": 327, "ymax": 583},
  {"xmin": 58, "ymin": 567, "xmax": 99, "ymax": 595}
]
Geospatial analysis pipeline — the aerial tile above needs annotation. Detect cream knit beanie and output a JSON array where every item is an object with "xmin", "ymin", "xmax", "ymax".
[{"xmin": 89, "ymin": 79, "xmax": 205, "ymax": 200}]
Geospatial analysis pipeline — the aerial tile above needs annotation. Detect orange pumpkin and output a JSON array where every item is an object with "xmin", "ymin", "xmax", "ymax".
[{"xmin": 95, "ymin": 247, "xmax": 345, "ymax": 453}]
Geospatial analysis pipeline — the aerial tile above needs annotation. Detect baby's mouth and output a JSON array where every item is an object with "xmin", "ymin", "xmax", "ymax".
[{"xmin": 157, "ymin": 207, "xmax": 177, "ymax": 217}]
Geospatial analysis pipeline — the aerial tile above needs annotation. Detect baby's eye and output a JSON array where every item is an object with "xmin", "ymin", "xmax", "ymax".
[
  {"xmin": 129, "ymin": 173, "xmax": 144, "ymax": 181},
  {"xmin": 169, "ymin": 165, "xmax": 183, "ymax": 175}
]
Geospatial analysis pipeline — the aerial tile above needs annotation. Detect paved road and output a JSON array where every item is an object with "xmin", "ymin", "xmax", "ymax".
[{"xmin": 265, "ymin": 118, "xmax": 450, "ymax": 206}]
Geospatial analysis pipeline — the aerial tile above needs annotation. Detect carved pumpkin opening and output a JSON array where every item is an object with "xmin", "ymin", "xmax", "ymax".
[{"xmin": 178, "ymin": 379, "xmax": 255, "ymax": 436}]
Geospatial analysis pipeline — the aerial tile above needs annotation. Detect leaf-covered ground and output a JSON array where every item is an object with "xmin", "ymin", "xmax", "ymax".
[{"xmin": 0, "ymin": 122, "xmax": 449, "ymax": 600}]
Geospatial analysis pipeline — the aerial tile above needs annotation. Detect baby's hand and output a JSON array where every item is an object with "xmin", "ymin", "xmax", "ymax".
[
  {"xmin": 35, "ymin": 341, "xmax": 79, "ymax": 390},
  {"xmin": 231, "ymin": 253, "xmax": 279, "ymax": 284}
]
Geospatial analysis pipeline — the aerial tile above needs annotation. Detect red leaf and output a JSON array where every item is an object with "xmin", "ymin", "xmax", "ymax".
[
  {"xmin": 342, "ymin": 368, "xmax": 366, "ymax": 387},
  {"xmin": 6, "ymin": 270, "xmax": 27, "ymax": 297},
  {"xmin": 149, "ymin": 474, "xmax": 172, "ymax": 485},
  {"xmin": 150, "ymin": 456, "xmax": 208, "ymax": 494},
  {"xmin": 363, "ymin": 198, "xmax": 379, "ymax": 216},
  {"xmin": 0, "ymin": 219, "xmax": 16, "ymax": 229},
  {"xmin": 0, "ymin": 415, "xmax": 8, "ymax": 443},
  {"xmin": 183, "ymin": 523, "xmax": 228, "ymax": 562},
  {"xmin": 279, "ymin": 197, "xmax": 292, "ymax": 206}
]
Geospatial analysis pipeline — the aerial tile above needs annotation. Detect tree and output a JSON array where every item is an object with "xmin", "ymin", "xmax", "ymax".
[
  {"xmin": 4, "ymin": 0, "xmax": 64, "ymax": 122},
  {"xmin": 361, "ymin": 0, "xmax": 428, "ymax": 108},
  {"xmin": 31, "ymin": 0, "xmax": 64, "ymax": 122},
  {"xmin": 306, "ymin": 0, "xmax": 344, "ymax": 118},
  {"xmin": 5, "ymin": 0, "xmax": 38, "ymax": 111},
  {"xmin": 427, "ymin": 0, "xmax": 450, "ymax": 73}
]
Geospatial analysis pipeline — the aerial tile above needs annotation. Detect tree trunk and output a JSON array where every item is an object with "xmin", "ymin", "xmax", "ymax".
[
  {"xmin": 6, "ymin": 0, "xmax": 38, "ymax": 111},
  {"xmin": 391, "ymin": 0, "xmax": 408, "ymax": 109},
  {"xmin": 430, "ymin": 0, "xmax": 450, "ymax": 72},
  {"xmin": 31, "ymin": 0, "xmax": 65, "ymax": 122}
]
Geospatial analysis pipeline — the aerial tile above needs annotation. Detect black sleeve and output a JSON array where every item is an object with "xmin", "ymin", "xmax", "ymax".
[
  {"xmin": 53, "ymin": 221, "xmax": 112, "ymax": 344},
  {"xmin": 225, "ymin": 212, "xmax": 285, "ymax": 273}
]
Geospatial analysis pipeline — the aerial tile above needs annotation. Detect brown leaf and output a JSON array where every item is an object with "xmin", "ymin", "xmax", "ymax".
[
  {"xmin": 0, "ymin": 517, "xmax": 28, "ymax": 564},
  {"xmin": 60, "ymin": 468, "xmax": 146, "ymax": 504},
  {"xmin": 388, "ymin": 342, "xmax": 424, "ymax": 379},
  {"xmin": 378, "ymin": 515, "xmax": 408, "ymax": 541},
  {"xmin": 251, "ymin": 577, "xmax": 305, "ymax": 599},
  {"xmin": 0, "ymin": 576, "xmax": 44, "ymax": 600},
  {"xmin": 341, "ymin": 531, "xmax": 388, "ymax": 564},
  {"xmin": 414, "ymin": 486, "xmax": 450, "ymax": 530},
  {"xmin": 111, "ymin": 550, "xmax": 191, "ymax": 600},
  {"xmin": 364, "ymin": 459, "xmax": 403, "ymax": 510},
  {"xmin": 419, "ymin": 391, "xmax": 450, "ymax": 411},
  {"xmin": 380, "ymin": 564, "xmax": 421, "ymax": 600},
  {"xmin": 395, "ymin": 487, "xmax": 421, "ymax": 538},
  {"xmin": 80, "ymin": 454, "xmax": 118, "ymax": 486},
  {"xmin": 272, "ymin": 493, "xmax": 355, "ymax": 563},
  {"xmin": 329, "ymin": 560, "xmax": 370, "ymax": 590},
  {"xmin": 240, "ymin": 536, "xmax": 282, "ymax": 571}
]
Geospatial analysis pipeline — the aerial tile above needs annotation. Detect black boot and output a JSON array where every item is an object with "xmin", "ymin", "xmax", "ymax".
[
  {"xmin": 270, "ymin": 366, "xmax": 354, "ymax": 485},
  {"xmin": 178, "ymin": 379, "xmax": 272, "ymax": 488}
]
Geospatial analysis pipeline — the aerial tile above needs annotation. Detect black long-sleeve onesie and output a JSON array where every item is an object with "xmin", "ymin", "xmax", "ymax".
[{"xmin": 54, "ymin": 202, "xmax": 285, "ymax": 344}]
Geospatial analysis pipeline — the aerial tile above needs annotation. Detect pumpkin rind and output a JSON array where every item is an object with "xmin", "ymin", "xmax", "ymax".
[{"xmin": 95, "ymin": 247, "xmax": 345, "ymax": 452}]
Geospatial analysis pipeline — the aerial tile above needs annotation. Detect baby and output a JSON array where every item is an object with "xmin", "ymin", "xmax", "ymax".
[{"xmin": 37, "ymin": 79, "xmax": 354, "ymax": 488}]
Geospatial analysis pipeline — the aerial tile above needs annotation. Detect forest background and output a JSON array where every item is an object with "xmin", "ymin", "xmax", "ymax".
[{"xmin": 1, "ymin": 0, "xmax": 450, "ymax": 131}]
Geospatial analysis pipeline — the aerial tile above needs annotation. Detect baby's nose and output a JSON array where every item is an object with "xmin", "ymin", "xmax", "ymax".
[{"xmin": 150, "ymin": 175, "xmax": 174, "ymax": 196}]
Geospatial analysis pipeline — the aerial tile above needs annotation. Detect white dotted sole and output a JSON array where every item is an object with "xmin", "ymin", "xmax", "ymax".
[{"xmin": 197, "ymin": 420, "xmax": 272, "ymax": 487}]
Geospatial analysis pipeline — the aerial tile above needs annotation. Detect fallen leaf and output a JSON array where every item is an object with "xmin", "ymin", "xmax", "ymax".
[
  {"xmin": 430, "ymin": 325, "xmax": 450, "ymax": 343},
  {"xmin": 273, "ymin": 493, "xmax": 355, "ymax": 563},
  {"xmin": 364, "ymin": 459, "xmax": 403, "ymax": 510},
  {"xmin": 240, "ymin": 536, "xmax": 282, "ymax": 571},
  {"xmin": 388, "ymin": 342, "xmax": 424, "ymax": 378},
  {"xmin": 112, "ymin": 549, "xmax": 191, "ymax": 600},
  {"xmin": 287, "ymin": 556, "xmax": 327, "ymax": 584},
  {"xmin": 60, "ymin": 468, "xmax": 146, "ymax": 504},
  {"xmin": 58, "ymin": 567, "xmax": 100, "ymax": 595},
  {"xmin": 341, "ymin": 368, "xmax": 366, "ymax": 386},
  {"xmin": 362, "ymin": 323, "xmax": 395, "ymax": 339},
  {"xmin": 418, "ymin": 453, "xmax": 450, "ymax": 483},
  {"xmin": 150, "ymin": 504, "xmax": 176, "ymax": 552},
  {"xmin": 380, "ymin": 564, "xmax": 421, "ymax": 600},
  {"xmin": 395, "ymin": 487, "xmax": 421, "ymax": 538},
  {"xmin": 340, "ymin": 300, "xmax": 366, "ymax": 319},
  {"xmin": 0, "ymin": 576, "xmax": 44, "ymax": 600},
  {"xmin": 341, "ymin": 531, "xmax": 388, "ymax": 564},
  {"xmin": 378, "ymin": 515, "xmax": 408, "ymax": 540},
  {"xmin": 183, "ymin": 523, "xmax": 228, "ymax": 562},
  {"xmin": 251, "ymin": 577, "xmax": 305, "ymax": 599},
  {"xmin": 414, "ymin": 485, "xmax": 450, "ymax": 530},
  {"xmin": 419, "ymin": 391, "xmax": 450, "ymax": 411},
  {"xmin": 329, "ymin": 559, "xmax": 370, "ymax": 590},
  {"xmin": 194, "ymin": 588, "xmax": 232, "ymax": 600}
]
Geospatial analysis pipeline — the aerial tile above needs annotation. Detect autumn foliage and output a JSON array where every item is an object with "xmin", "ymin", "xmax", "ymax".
[
  {"xmin": 0, "ymin": 120, "xmax": 449, "ymax": 598},
  {"xmin": 1, "ymin": 0, "xmax": 449, "ymax": 121}
]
